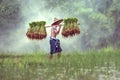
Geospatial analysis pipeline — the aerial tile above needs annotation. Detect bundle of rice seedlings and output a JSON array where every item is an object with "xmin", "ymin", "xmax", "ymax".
[
  {"xmin": 73, "ymin": 18, "xmax": 80, "ymax": 34},
  {"xmin": 34, "ymin": 22, "xmax": 41, "ymax": 39},
  {"xmin": 62, "ymin": 18, "xmax": 80, "ymax": 37},
  {"xmin": 65, "ymin": 18, "xmax": 71, "ymax": 36},
  {"xmin": 69, "ymin": 18, "xmax": 75, "ymax": 36},
  {"xmin": 26, "ymin": 23, "xmax": 34, "ymax": 39},
  {"xmin": 39, "ymin": 21, "xmax": 47, "ymax": 40},
  {"xmin": 62, "ymin": 19, "xmax": 68, "ymax": 37}
]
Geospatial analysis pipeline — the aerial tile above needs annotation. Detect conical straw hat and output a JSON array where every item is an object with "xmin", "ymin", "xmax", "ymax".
[{"xmin": 51, "ymin": 18, "xmax": 63, "ymax": 26}]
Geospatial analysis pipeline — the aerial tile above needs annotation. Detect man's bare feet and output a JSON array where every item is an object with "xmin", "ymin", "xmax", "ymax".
[
  {"xmin": 57, "ymin": 52, "xmax": 61, "ymax": 59},
  {"xmin": 49, "ymin": 54, "xmax": 53, "ymax": 60}
]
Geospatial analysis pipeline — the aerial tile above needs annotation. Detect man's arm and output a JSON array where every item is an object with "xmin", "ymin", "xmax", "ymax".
[{"xmin": 54, "ymin": 24, "xmax": 61, "ymax": 34}]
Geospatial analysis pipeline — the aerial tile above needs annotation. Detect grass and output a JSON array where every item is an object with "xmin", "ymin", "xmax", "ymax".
[{"xmin": 0, "ymin": 48, "xmax": 120, "ymax": 80}]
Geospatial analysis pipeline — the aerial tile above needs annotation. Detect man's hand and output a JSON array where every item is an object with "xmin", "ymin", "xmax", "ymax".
[{"xmin": 58, "ymin": 24, "xmax": 62, "ymax": 27}]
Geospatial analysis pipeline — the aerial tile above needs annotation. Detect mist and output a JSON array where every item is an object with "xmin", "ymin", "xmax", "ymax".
[{"xmin": 0, "ymin": 0, "xmax": 119, "ymax": 53}]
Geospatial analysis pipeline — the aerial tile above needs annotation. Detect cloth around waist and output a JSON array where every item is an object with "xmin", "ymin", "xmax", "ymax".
[{"xmin": 50, "ymin": 37, "xmax": 59, "ymax": 40}]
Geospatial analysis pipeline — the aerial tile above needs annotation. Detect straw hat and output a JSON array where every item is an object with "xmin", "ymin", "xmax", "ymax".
[{"xmin": 51, "ymin": 18, "xmax": 63, "ymax": 26}]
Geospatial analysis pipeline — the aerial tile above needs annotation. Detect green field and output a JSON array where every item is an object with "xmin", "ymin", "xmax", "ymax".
[{"xmin": 0, "ymin": 48, "xmax": 120, "ymax": 80}]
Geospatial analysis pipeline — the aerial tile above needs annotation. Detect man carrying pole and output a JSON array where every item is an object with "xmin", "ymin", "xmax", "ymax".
[{"xmin": 49, "ymin": 18, "xmax": 63, "ymax": 59}]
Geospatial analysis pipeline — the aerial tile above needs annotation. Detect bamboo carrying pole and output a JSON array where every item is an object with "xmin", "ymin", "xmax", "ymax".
[{"xmin": 45, "ymin": 23, "xmax": 80, "ymax": 28}]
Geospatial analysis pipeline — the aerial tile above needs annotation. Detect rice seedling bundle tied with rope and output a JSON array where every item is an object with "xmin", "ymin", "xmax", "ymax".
[
  {"xmin": 62, "ymin": 18, "xmax": 80, "ymax": 37},
  {"xmin": 26, "ymin": 21, "xmax": 47, "ymax": 40}
]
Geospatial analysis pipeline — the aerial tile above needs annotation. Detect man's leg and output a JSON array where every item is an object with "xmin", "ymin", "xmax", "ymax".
[
  {"xmin": 57, "ymin": 52, "xmax": 61, "ymax": 59},
  {"xmin": 49, "ymin": 39, "xmax": 55, "ymax": 60},
  {"xmin": 49, "ymin": 54, "xmax": 53, "ymax": 60},
  {"xmin": 56, "ymin": 39, "xmax": 62, "ymax": 59}
]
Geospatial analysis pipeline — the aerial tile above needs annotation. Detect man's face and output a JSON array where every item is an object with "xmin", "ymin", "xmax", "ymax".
[{"xmin": 52, "ymin": 25, "xmax": 57, "ymax": 28}]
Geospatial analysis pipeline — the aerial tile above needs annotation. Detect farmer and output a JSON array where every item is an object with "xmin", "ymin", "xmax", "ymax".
[{"xmin": 49, "ymin": 18, "xmax": 63, "ymax": 59}]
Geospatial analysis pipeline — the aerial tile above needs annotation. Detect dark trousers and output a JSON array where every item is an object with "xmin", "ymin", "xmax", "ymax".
[{"xmin": 50, "ymin": 37, "xmax": 62, "ymax": 54}]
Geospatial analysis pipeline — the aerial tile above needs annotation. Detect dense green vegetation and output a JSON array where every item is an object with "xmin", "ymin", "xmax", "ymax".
[{"xmin": 0, "ymin": 48, "xmax": 120, "ymax": 80}]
